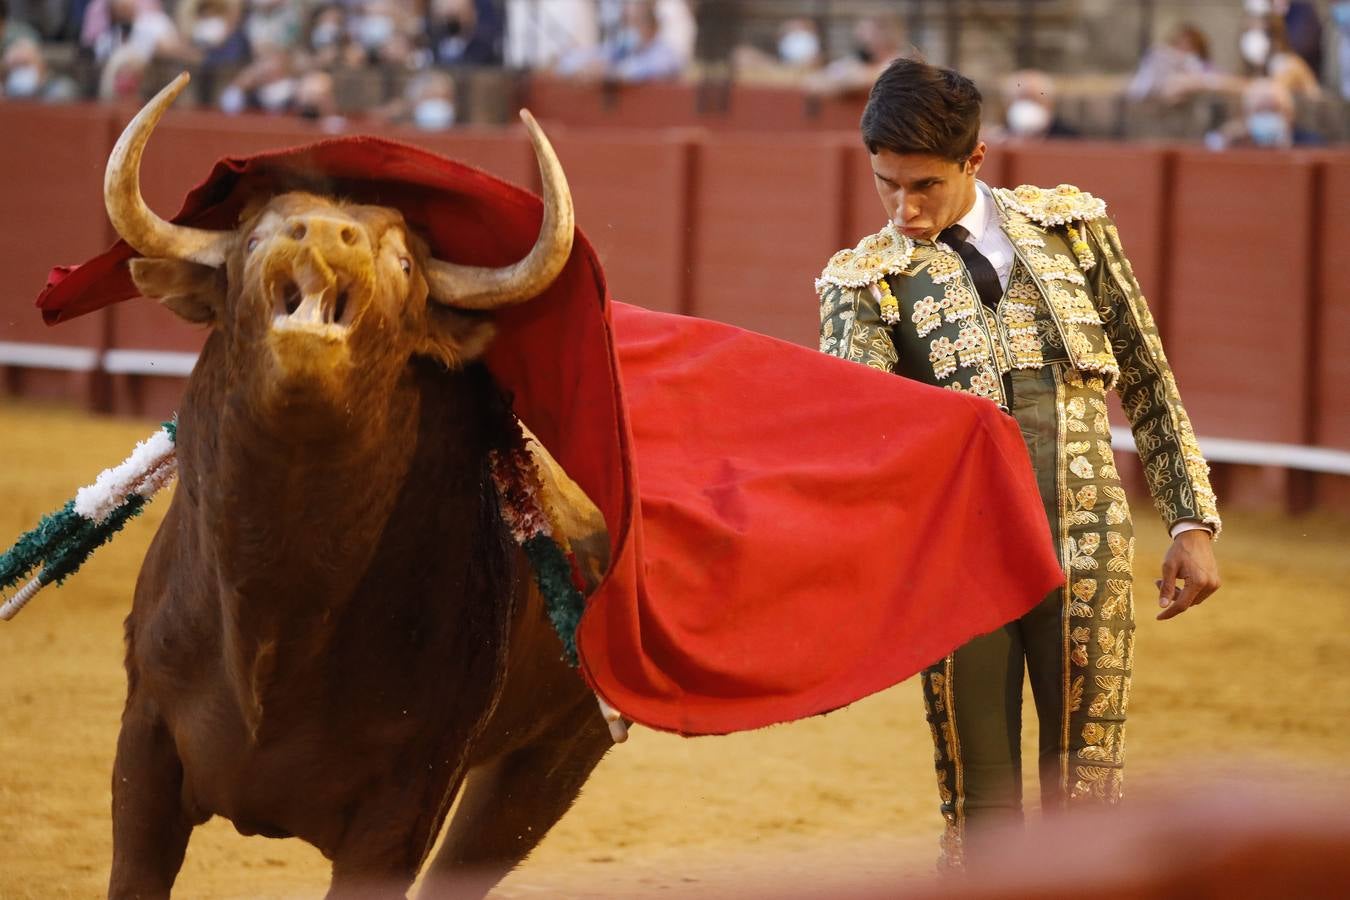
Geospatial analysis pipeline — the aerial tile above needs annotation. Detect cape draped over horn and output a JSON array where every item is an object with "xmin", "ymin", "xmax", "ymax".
[
  {"xmin": 38, "ymin": 117, "xmax": 1065, "ymax": 736},
  {"xmin": 104, "ymin": 73, "xmax": 574, "ymax": 309}
]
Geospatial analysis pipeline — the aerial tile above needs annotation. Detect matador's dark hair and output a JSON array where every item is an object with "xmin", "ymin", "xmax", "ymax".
[{"xmin": 861, "ymin": 58, "xmax": 983, "ymax": 162}]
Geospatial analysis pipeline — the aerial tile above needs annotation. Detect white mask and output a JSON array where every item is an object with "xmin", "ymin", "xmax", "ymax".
[
  {"xmin": 310, "ymin": 21, "xmax": 341, "ymax": 48},
  {"xmin": 357, "ymin": 15, "xmax": 395, "ymax": 49},
  {"xmin": 5, "ymin": 65, "xmax": 40, "ymax": 98},
  {"xmin": 1006, "ymin": 98, "xmax": 1052, "ymax": 137},
  {"xmin": 219, "ymin": 84, "xmax": 246, "ymax": 114},
  {"xmin": 1240, "ymin": 28, "xmax": 1272, "ymax": 67},
  {"xmin": 778, "ymin": 29, "xmax": 820, "ymax": 66},
  {"xmin": 1246, "ymin": 110, "xmax": 1291, "ymax": 147},
  {"xmin": 412, "ymin": 97, "xmax": 455, "ymax": 130},
  {"xmin": 257, "ymin": 78, "xmax": 295, "ymax": 111},
  {"xmin": 193, "ymin": 17, "xmax": 230, "ymax": 48}
]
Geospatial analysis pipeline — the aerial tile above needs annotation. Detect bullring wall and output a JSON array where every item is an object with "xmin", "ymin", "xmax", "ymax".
[{"xmin": 0, "ymin": 96, "xmax": 1346, "ymax": 513}]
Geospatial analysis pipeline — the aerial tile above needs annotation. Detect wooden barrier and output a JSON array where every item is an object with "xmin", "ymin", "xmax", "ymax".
[
  {"xmin": 686, "ymin": 134, "xmax": 844, "ymax": 346},
  {"xmin": 1, "ymin": 101, "xmax": 1347, "ymax": 508}
]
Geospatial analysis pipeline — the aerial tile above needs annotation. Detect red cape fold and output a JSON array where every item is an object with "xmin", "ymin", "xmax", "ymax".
[{"xmin": 36, "ymin": 135, "xmax": 1064, "ymax": 736}]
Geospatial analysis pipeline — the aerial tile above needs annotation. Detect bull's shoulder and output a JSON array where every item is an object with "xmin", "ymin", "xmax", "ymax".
[
  {"xmin": 992, "ymin": 183, "xmax": 1108, "ymax": 228},
  {"xmin": 815, "ymin": 223, "xmax": 915, "ymax": 295}
]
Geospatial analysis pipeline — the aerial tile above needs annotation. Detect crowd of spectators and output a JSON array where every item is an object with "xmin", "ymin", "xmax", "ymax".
[{"xmin": 0, "ymin": 0, "xmax": 1347, "ymax": 147}]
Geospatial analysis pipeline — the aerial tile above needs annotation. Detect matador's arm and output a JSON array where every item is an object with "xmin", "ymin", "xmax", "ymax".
[{"xmin": 1084, "ymin": 219, "xmax": 1222, "ymax": 535}]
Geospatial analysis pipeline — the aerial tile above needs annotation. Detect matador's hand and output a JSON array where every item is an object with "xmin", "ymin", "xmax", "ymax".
[{"xmin": 1155, "ymin": 530, "xmax": 1221, "ymax": 620}]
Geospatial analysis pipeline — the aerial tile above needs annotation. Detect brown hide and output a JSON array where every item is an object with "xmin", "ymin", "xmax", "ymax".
[{"xmin": 111, "ymin": 189, "xmax": 610, "ymax": 899}]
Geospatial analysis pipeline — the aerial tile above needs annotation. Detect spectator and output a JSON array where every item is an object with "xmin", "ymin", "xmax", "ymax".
[
  {"xmin": 81, "ymin": 0, "xmax": 191, "ymax": 65},
  {"xmin": 297, "ymin": 3, "xmax": 364, "ymax": 71},
  {"xmin": 1207, "ymin": 77, "xmax": 1322, "ymax": 148},
  {"xmin": 177, "ymin": 0, "xmax": 250, "ymax": 69},
  {"xmin": 2, "ymin": 35, "xmax": 78, "ymax": 101},
  {"xmin": 1238, "ymin": 8, "xmax": 1322, "ymax": 100},
  {"xmin": 293, "ymin": 68, "xmax": 345, "ymax": 131},
  {"xmin": 377, "ymin": 68, "xmax": 457, "ymax": 130},
  {"xmin": 97, "ymin": 41, "xmax": 150, "ymax": 100},
  {"xmin": 504, "ymin": 0, "xmax": 597, "ymax": 71},
  {"xmin": 1, "ymin": 0, "xmax": 42, "ymax": 55},
  {"xmin": 556, "ymin": 0, "xmax": 684, "ymax": 83},
  {"xmin": 422, "ymin": 0, "xmax": 503, "ymax": 67},
  {"xmin": 349, "ymin": 0, "xmax": 416, "ymax": 67},
  {"xmin": 999, "ymin": 69, "xmax": 1078, "ymax": 139},
  {"xmin": 731, "ymin": 17, "xmax": 824, "ymax": 85},
  {"xmin": 243, "ymin": 0, "xmax": 299, "ymax": 54},
  {"xmin": 217, "ymin": 41, "xmax": 297, "ymax": 114},
  {"xmin": 6, "ymin": 0, "xmax": 63, "ymax": 40},
  {"xmin": 1127, "ymin": 22, "xmax": 1217, "ymax": 101},
  {"xmin": 803, "ymin": 14, "xmax": 908, "ymax": 97}
]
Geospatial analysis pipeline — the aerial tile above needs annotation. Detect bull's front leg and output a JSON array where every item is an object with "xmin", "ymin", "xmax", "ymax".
[{"xmin": 109, "ymin": 697, "xmax": 195, "ymax": 899}]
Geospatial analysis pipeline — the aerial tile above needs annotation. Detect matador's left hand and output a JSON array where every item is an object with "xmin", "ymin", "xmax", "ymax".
[{"xmin": 1156, "ymin": 530, "xmax": 1221, "ymax": 620}]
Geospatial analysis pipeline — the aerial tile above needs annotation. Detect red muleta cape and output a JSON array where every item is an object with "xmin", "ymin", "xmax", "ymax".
[{"xmin": 37, "ymin": 135, "xmax": 1064, "ymax": 736}]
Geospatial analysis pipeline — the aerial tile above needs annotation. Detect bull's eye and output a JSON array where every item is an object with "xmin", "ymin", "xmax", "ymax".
[
  {"xmin": 246, "ymin": 235, "xmax": 260, "ymax": 254},
  {"xmin": 399, "ymin": 257, "xmax": 411, "ymax": 276}
]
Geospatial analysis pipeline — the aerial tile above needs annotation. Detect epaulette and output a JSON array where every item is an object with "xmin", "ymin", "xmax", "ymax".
[
  {"xmin": 814, "ymin": 223, "xmax": 915, "ymax": 293},
  {"xmin": 993, "ymin": 183, "xmax": 1107, "ymax": 228}
]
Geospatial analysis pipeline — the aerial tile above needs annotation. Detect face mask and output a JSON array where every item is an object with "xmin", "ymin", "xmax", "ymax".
[
  {"xmin": 310, "ymin": 21, "xmax": 341, "ymax": 48},
  {"xmin": 193, "ymin": 17, "xmax": 230, "ymax": 48},
  {"xmin": 1240, "ymin": 28, "xmax": 1272, "ymax": 67},
  {"xmin": 219, "ymin": 84, "xmax": 246, "ymax": 114},
  {"xmin": 257, "ymin": 78, "xmax": 295, "ymax": 112},
  {"xmin": 5, "ymin": 65, "xmax": 40, "ymax": 98},
  {"xmin": 357, "ymin": 15, "xmax": 395, "ymax": 49},
  {"xmin": 1006, "ymin": 98, "xmax": 1052, "ymax": 137},
  {"xmin": 1247, "ymin": 110, "xmax": 1290, "ymax": 146},
  {"xmin": 412, "ymin": 97, "xmax": 455, "ymax": 130},
  {"xmin": 778, "ymin": 29, "xmax": 819, "ymax": 66}
]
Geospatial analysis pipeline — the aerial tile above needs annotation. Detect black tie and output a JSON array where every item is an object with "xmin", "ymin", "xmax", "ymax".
[{"xmin": 939, "ymin": 224, "xmax": 1002, "ymax": 311}]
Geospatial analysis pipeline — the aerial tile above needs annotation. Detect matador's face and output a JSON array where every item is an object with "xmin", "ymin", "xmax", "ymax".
[{"xmin": 870, "ymin": 142, "xmax": 986, "ymax": 241}]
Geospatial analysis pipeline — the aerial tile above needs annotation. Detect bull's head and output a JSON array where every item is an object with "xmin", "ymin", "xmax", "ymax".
[{"xmin": 106, "ymin": 74, "xmax": 573, "ymax": 419}]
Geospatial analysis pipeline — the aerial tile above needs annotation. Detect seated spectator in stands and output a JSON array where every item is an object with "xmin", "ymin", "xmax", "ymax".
[
  {"xmin": 1207, "ymin": 77, "xmax": 1323, "ymax": 148},
  {"xmin": 97, "ymin": 41, "xmax": 149, "ymax": 100},
  {"xmin": 1, "ymin": 35, "xmax": 78, "ymax": 101},
  {"xmin": 7, "ymin": 0, "xmax": 63, "ymax": 40},
  {"xmin": 556, "ymin": 0, "xmax": 683, "ymax": 83},
  {"xmin": 504, "ymin": 0, "xmax": 596, "ymax": 70},
  {"xmin": 803, "ymin": 14, "xmax": 908, "ymax": 97},
  {"xmin": 422, "ymin": 0, "xmax": 503, "ymax": 66},
  {"xmin": 217, "ymin": 41, "xmax": 297, "ymax": 114},
  {"xmin": 376, "ymin": 68, "xmax": 457, "ymax": 130},
  {"xmin": 1, "ymin": 0, "xmax": 42, "ymax": 54},
  {"xmin": 243, "ymin": 0, "xmax": 298, "ymax": 53},
  {"xmin": 731, "ymin": 17, "xmax": 824, "ymax": 85},
  {"xmin": 177, "ymin": 0, "xmax": 250, "ymax": 70},
  {"xmin": 1239, "ymin": 9, "xmax": 1322, "ymax": 100},
  {"xmin": 1127, "ymin": 22, "xmax": 1218, "ymax": 102},
  {"xmin": 82, "ymin": 0, "xmax": 193, "ymax": 66},
  {"xmin": 298, "ymin": 3, "xmax": 364, "ymax": 71},
  {"xmin": 350, "ymin": 0, "xmax": 416, "ymax": 68},
  {"xmin": 293, "ymin": 68, "xmax": 346, "ymax": 132},
  {"xmin": 998, "ymin": 69, "xmax": 1078, "ymax": 139}
]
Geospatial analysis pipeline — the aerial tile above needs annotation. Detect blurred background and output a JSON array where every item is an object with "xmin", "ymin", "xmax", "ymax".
[{"xmin": 2, "ymin": 1, "xmax": 1349, "ymax": 896}]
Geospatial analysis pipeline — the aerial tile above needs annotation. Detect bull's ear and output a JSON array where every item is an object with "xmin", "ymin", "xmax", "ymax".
[
  {"xmin": 416, "ymin": 306, "xmax": 497, "ymax": 368},
  {"xmin": 129, "ymin": 257, "xmax": 224, "ymax": 325}
]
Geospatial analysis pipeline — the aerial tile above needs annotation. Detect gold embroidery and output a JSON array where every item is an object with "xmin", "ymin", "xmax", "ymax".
[
  {"xmin": 930, "ymin": 336, "xmax": 958, "ymax": 379},
  {"xmin": 1100, "ymin": 579, "xmax": 1132, "ymax": 620},
  {"xmin": 1069, "ymin": 674, "xmax": 1084, "ymax": 713},
  {"xmin": 912, "ymin": 295, "xmax": 941, "ymax": 337},
  {"xmin": 1088, "ymin": 676, "xmax": 1123, "ymax": 717},
  {"xmin": 1095, "ymin": 627, "xmax": 1127, "ymax": 669},
  {"xmin": 875, "ymin": 277, "xmax": 900, "ymax": 324},
  {"xmin": 1105, "ymin": 532, "xmax": 1133, "ymax": 573},
  {"xmin": 815, "ymin": 223, "xmax": 916, "ymax": 291},
  {"xmin": 995, "ymin": 183, "xmax": 1108, "ymax": 227}
]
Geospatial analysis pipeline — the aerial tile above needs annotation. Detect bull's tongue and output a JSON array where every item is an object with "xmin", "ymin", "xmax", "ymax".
[{"xmin": 288, "ymin": 293, "xmax": 329, "ymax": 327}]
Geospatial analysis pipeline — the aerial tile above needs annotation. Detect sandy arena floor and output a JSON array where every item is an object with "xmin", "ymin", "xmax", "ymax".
[{"xmin": 2, "ymin": 400, "xmax": 1349, "ymax": 898}]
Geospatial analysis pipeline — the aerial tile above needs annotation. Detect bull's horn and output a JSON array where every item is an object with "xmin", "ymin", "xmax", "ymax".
[
  {"xmin": 105, "ymin": 72, "xmax": 231, "ymax": 267},
  {"xmin": 426, "ymin": 110, "xmax": 574, "ymax": 310}
]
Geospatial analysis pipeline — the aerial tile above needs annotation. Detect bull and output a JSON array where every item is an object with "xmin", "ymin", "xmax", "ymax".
[{"xmin": 105, "ymin": 75, "xmax": 614, "ymax": 898}]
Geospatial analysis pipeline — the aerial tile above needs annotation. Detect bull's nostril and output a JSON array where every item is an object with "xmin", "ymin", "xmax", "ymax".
[
  {"xmin": 334, "ymin": 290, "xmax": 349, "ymax": 323},
  {"xmin": 289, "ymin": 223, "xmax": 307, "ymax": 241},
  {"xmin": 283, "ymin": 281, "xmax": 301, "ymax": 315},
  {"xmin": 340, "ymin": 226, "xmax": 356, "ymax": 246}
]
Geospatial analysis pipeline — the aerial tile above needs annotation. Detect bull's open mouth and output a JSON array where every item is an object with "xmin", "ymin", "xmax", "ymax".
[{"xmin": 269, "ymin": 278, "xmax": 355, "ymax": 338}]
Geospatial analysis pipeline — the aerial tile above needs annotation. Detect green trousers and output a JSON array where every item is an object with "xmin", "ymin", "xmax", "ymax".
[{"xmin": 921, "ymin": 365, "xmax": 1136, "ymax": 868}]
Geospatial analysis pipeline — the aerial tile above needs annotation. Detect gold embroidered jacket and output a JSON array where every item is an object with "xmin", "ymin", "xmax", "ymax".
[{"xmin": 817, "ymin": 183, "xmax": 1220, "ymax": 534}]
